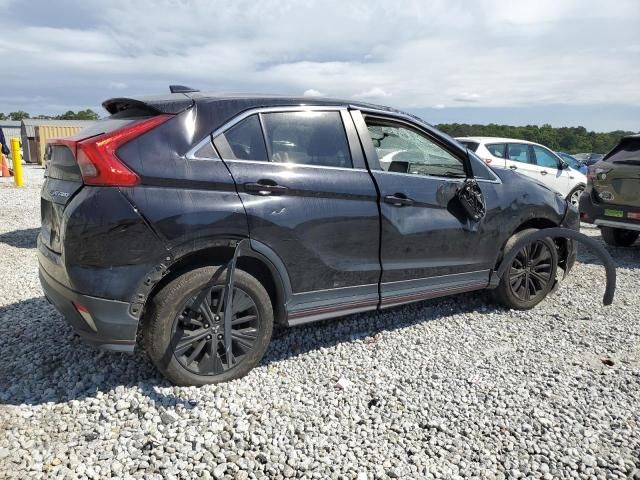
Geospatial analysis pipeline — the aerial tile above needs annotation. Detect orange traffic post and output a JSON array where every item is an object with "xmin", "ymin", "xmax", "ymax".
[{"xmin": 0, "ymin": 154, "xmax": 10, "ymax": 177}]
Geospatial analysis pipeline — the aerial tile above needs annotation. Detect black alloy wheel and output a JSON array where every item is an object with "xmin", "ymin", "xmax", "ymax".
[
  {"xmin": 171, "ymin": 285, "xmax": 260, "ymax": 376},
  {"xmin": 508, "ymin": 240, "xmax": 554, "ymax": 302}
]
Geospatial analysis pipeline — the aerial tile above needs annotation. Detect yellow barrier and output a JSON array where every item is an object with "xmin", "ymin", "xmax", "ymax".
[{"xmin": 10, "ymin": 137, "xmax": 23, "ymax": 187}]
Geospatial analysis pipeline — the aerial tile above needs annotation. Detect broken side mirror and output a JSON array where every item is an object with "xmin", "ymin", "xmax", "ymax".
[{"xmin": 456, "ymin": 178, "xmax": 486, "ymax": 222}]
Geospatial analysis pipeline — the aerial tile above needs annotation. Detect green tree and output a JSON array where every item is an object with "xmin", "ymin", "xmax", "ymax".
[
  {"xmin": 56, "ymin": 109, "xmax": 99, "ymax": 120},
  {"xmin": 0, "ymin": 112, "xmax": 6, "ymax": 120},
  {"xmin": 9, "ymin": 111, "xmax": 30, "ymax": 121}
]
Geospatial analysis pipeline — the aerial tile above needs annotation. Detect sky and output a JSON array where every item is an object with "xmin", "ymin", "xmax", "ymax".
[{"xmin": 1, "ymin": 0, "xmax": 638, "ymax": 132}]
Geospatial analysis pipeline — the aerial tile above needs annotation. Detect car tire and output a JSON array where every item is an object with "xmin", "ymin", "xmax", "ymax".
[
  {"xmin": 600, "ymin": 226, "xmax": 639, "ymax": 247},
  {"xmin": 490, "ymin": 228, "xmax": 559, "ymax": 310},
  {"xmin": 144, "ymin": 266, "xmax": 273, "ymax": 386},
  {"xmin": 566, "ymin": 186, "xmax": 584, "ymax": 207}
]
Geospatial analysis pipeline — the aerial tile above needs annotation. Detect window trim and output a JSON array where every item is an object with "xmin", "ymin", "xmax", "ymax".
[{"xmin": 185, "ymin": 105, "xmax": 367, "ymax": 169}]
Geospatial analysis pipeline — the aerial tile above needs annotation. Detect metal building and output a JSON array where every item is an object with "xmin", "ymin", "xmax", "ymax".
[
  {"xmin": 0, "ymin": 120, "xmax": 21, "ymax": 156},
  {"xmin": 21, "ymin": 119, "xmax": 95, "ymax": 164}
]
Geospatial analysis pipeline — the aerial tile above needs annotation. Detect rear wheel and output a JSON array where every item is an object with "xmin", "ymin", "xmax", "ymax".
[
  {"xmin": 144, "ymin": 266, "xmax": 273, "ymax": 386},
  {"xmin": 600, "ymin": 226, "xmax": 639, "ymax": 247},
  {"xmin": 491, "ymin": 228, "xmax": 558, "ymax": 310},
  {"xmin": 567, "ymin": 186, "xmax": 584, "ymax": 207}
]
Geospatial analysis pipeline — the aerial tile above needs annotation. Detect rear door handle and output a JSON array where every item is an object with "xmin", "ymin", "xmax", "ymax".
[
  {"xmin": 509, "ymin": 165, "xmax": 518, "ymax": 170},
  {"xmin": 383, "ymin": 193, "xmax": 414, "ymax": 207},
  {"xmin": 540, "ymin": 170, "xmax": 548, "ymax": 176},
  {"xmin": 244, "ymin": 180, "xmax": 289, "ymax": 195}
]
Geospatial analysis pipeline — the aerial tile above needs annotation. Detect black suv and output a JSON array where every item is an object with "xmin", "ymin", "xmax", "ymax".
[{"xmin": 40, "ymin": 90, "xmax": 578, "ymax": 385}]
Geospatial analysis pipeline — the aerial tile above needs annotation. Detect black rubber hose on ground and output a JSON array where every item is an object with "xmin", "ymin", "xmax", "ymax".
[{"xmin": 495, "ymin": 227, "xmax": 617, "ymax": 306}]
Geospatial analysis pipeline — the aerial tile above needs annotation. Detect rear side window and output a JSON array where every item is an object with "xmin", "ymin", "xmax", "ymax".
[
  {"xmin": 486, "ymin": 143, "xmax": 506, "ymax": 158},
  {"xmin": 507, "ymin": 143, "xmax": 531, "ymax": 164},
  {"xmin": 532, "ymin": 145, "xmax": 559, "ymax": 169},
  {"xmin": 261, "ymin": 111, "xmax": 352, "ymax": 168},
  {"xmin": 215, "ymin": 115, "xmax": 268, "ymax": 161},
  {"xmin": 459, "ymin": 141, "xmax": 479, "ymax": 152},
  {"xmin": 606, "ymin": 138, "xmax": 640, "ymax": 163}
]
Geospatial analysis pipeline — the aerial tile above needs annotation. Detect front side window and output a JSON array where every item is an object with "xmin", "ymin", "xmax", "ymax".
[
  {"xmin": 532, "ymin": 145, "xmax": 560, "ymax": 169},
  {"xmin": 507, "ymin": 143, "xmax": 531, "ymax": 164},
  {"xmin": 261, "ymin": 111, "xmax": 352, "ymax": 168},
  {"xmin": 366, "ymin": 120, "xmax": 465, "ymax": 178},
  {"xmin": 214, "ymin": 115, "xmax": 268, "ymax": 161}
]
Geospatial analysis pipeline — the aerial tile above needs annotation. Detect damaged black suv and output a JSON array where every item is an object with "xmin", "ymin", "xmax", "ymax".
[{"xmin": 39, "ymin": 88, "xmax": 578, "ymax": 385}]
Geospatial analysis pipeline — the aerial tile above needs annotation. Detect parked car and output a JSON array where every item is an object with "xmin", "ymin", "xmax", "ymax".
[
  {"xmin": 40, "ymin": 90, "xmax": 578, "ymax": 385},
  {"xmin": 580, "ymin": 134, "xmax": 640, "ymax": 246},
  {"xmin": 456, "ymin": 137, "xmax": 587, "ymax": 206},
  {"xmin": 556, "ymin": 151, "xmax": 588, "ymax": 175},
  {"xmin": 574, "ymin": 152, "xmax": 605, "ymax": 166}
]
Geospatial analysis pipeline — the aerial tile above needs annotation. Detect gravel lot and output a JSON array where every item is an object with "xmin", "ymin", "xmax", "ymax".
[{"xmin": 0, "ymin": 166, "xmax": 639, "ymax": 480}]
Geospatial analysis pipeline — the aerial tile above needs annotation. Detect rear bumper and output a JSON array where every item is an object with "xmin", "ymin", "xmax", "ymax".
[
  {"xmin": 580, "ymin": 192, "xmax": 640, "ymax": 231},
  {"xmin": 39, "ymin": 264, "xmax": 138, "ymax": 352}
]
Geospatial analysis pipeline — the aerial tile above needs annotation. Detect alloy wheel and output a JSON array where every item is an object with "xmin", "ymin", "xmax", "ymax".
[
  {"xmin": 171, "ymin": 285, "xmax": 259, "ymax": 376},
  {"xmin": 570, "ymin": 187, "xmax": 583, "ymax": 207},
  {"xmin": 508, "ymin": 240, "xmax": 554, "ymax": 302}
]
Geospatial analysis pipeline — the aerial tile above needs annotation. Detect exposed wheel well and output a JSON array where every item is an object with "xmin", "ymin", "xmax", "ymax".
[{"xmin": 140, "ymin": 246, "xmax": 287, "ymax": 339}]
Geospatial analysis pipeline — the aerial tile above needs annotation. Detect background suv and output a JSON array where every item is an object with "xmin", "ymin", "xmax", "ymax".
[
  {"xmin": 40, "ymin": 91, "xmax": 578, "ymax": 385},
  {"xmin": 457, "ymin": 137, "xmax": 587, "ymax": 206},
  {"xmin": 580, "ymin": 134, "xmax": 640, "ymax": 246}
]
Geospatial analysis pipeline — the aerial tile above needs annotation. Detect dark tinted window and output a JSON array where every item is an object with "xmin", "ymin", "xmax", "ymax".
[
  {"xmin": 606, "ymin": 138, "xmax": 640, "ymax": 163},
  {"xmin": 459, "ymin": 140, "xmax": 479, "ymax": 152},
  {"xmin": 215, "ymin": 115, "xmax": 268, "ymax": 161},
  {"xmin": 261, "ymin": 111, "xmax": 352, "ymax": 168},
  {"xmin": 532, "ymin": 145, "xmax": 559, "ymax": 169},
  {"xmin": 507, "ymin": 143, "xmax": 531, "ymax": 164},
  {"xmin": 193, "ymin": 140, "xmax": 219, "ymax": 159},
  {"xmin": 486, "ymin": 143, "xmax": 506, "ymax": 158}
]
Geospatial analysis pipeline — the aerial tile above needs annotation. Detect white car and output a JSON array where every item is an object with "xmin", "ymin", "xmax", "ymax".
[{"xmin": 456, "ymin": 137, "xmax": 587, "ymax": 206}]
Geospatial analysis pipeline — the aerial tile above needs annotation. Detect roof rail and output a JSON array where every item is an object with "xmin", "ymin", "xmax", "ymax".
[{"xmin": 169, "ymin": 85, "xmax": 199, "ymax": 94}]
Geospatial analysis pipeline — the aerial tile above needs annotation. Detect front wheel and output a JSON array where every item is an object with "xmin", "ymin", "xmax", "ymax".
[
  {"xmin": 144, "ymin": 266, "xmax": 273, "ymax": 386},
  {"xmin": 491, "ymin": 228, "xmax": 559, "ymax": 310},
  {"xmin": 567, "ymin": 186, "xmax": 584, "ymax": 207},
  {"xmin": 600, "ymin": 226, "xmax": 639, "ymax": 247}
]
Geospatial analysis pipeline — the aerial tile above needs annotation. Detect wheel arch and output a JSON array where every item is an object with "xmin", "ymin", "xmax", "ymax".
[{"xmin": 137, "ymin": 239, "xmax": 291, "ymax": 343}]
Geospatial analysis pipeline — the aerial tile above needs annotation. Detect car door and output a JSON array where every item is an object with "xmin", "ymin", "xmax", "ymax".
[
  {"xmin": 505, "ymin": 143, "xmax": 538, "ymax": 180},
  {"xmin": 530, "ymin": 145, "xmax": 571, "ymax": 197},
  {"xmin": 351, "ymin": 110, "xmax": 492, "ymax": 308},
  {"xmin": 212, "ymin": 107, "xmax": 381, "ymax": 321}
]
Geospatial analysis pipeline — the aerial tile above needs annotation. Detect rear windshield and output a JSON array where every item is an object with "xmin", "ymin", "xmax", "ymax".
[
  {"xmin": 606, "ymin": 138, "xmax": 640, "ymax": 164},
  {"xmin": 458, "ymin": 141, "xmax": 479, "ymax": 152}
]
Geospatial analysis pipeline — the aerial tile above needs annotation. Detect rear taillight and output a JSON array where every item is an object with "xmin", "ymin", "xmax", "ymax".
[
  {"xmin": 587, "ymin": 165, "xmax": 610, "ymax": 182},
  {"xmin": 51, "ymin": 115, "xmax": 171, "ymax": 186}
]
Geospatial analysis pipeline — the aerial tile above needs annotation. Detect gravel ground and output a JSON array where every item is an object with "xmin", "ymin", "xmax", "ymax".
[{"xmin": 0, "ymin": 165, "xmax": 639, "ymax": 480}]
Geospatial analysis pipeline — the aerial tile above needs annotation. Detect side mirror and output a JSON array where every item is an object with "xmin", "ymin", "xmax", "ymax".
[{"xmin": 559, "ymin": 160, "xmax": 569, "ymax": 170}]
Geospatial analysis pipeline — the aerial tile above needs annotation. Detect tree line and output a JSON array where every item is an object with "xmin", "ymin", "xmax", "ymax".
[
  {"xmin": 436, "ymin": 123, "xmax": 635, "ymax": 154},
  {"xmin": 0, "ymin": 109, "xmax": 100, "ymax": 121}
]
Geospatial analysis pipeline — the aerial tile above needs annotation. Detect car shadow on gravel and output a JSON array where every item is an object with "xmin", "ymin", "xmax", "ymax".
[
  {"xmin": 0, "ymin": 227, "xmax": 39, "ymax": 249},
  {"xmin": 0, "ymin": 291, "xmax": 493, "ymax": 406}
]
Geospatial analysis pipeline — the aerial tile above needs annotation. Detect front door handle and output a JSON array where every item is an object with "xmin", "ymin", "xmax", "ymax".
[
  {"xmin": 244, "ymin": 180, "xmax": 289, "ymax": 196},
  {"xmin": 383, "ymin": 193, "xmax": 414, "ymax": 207},
  {"xmin": 509, "ymin": 165, "xmax": 518, "ymax": 170},
  {"xmin": 540, "ymin": 170, "xmax": 548, "ymax": 176}
]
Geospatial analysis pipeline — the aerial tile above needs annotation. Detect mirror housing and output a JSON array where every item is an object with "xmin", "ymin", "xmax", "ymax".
[{"xmin": 559, "ymin": 159, "xmax": 570, "ymax": 170}]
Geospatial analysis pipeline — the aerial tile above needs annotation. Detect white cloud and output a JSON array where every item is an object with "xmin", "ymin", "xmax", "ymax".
[
  {"xmin": 433, "ymin": 104, "xmax": 446, "ymax": 110},
  {"xmin": 303, "ymin": 89, "xmax": 325, "ymax": 97},
  {"xmin": 353, "ymin": 87, "xmax": 392, "ymax": 99},
  {"xmin": 0, "ymin": 0, "xmax": 638, "ymax": 122}
]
